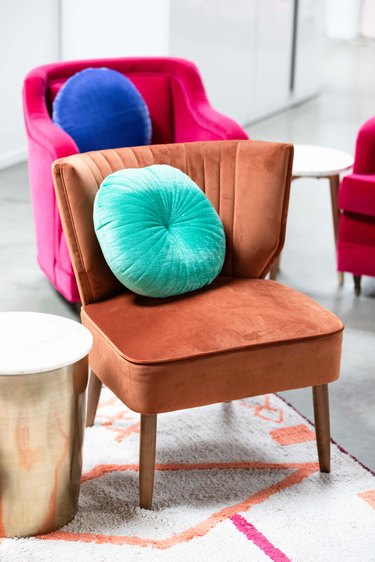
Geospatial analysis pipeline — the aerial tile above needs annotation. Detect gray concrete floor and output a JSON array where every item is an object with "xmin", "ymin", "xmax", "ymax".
[{"xmin": 1, "ymin": 40, "xmax": 374, "ymax": 469}]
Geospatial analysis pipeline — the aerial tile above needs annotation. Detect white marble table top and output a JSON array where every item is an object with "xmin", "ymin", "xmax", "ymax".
[
  {"xmin": 0, "ymin": 312, "xmax": 92, "ymax": 375},
  {"xmin": 293, "ymin": 144, "xmax": 354, "ymax": 177}
]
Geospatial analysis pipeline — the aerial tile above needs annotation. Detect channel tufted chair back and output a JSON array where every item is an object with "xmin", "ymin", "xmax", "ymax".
[
  {"xmin": 52, "ymin": 139, "xmax": 343, "ymax": 510},
  {"xmin": 53, "ymin": 140, "xmax": 292, "ymax": 305}
]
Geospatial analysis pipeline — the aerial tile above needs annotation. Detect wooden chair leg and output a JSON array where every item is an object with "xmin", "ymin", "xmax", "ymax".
[
  {"xmin": 270, "ymin": 255, "xmax": 281, "ymax": 281},
  {"xmin": 354, "ymin": 275, "xmax": 362, "ymax": 296},
  {"xmin": 312, "ymin": 384, "xmax": 330, "ymax": 473},
  {"xmin": 86, "ymin": 370, "xmax": 102, "ymax": 427},
  {"xmin": 139, "ymin": 414, "xmax": 157, "ymax": 509}
]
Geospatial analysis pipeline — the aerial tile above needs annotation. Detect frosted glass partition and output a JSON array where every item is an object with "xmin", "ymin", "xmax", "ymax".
[
  {"xmin": 294, "ymin": 0, "xmax": 324, "ymax": 101},
  {"xmin": 169, "ymin": 0, "xmax": 324, "ymax": 124},
  {"xmin": 170, "ymin": 1, "xmax": 258, "ymax": 124}
]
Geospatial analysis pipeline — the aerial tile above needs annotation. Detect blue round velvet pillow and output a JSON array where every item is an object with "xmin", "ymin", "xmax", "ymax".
[
  {"xmin": 52, "ymin": 67, "xmax": 151, "ymax": 152},
  {"xmin": 93, "ymin": 165, "xmax": 226, "ymax": 298}
]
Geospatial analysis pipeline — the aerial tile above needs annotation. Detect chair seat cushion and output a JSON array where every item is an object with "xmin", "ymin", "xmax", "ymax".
[
  {"xmin": 339, "ymin": 174, "xmax": 375, "ymax": 217},
  {"xmin": 93, "ymin": 165, "xmax": 225, "ymax": 298},
  {"xmin": 52, "ymin": 67, "xmax": 151, "ymax": 152},
  {"xmin": 81, "ymin": 278, "xmax": 343, "ymax": 414}
]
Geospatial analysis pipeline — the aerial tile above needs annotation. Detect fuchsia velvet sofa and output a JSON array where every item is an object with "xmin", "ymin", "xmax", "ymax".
[
  {"xmin": 338, "ymin": 116, "xmax": 375, "ymax": 294},
  {"xmin": 23, "ymin": 57, "xmax": 248, "ymax": 302}
]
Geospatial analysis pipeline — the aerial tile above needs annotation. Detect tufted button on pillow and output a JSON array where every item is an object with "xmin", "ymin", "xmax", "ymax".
[{"xmin": 93, "ymin": 165, "xmax": 226, "ymax": 298}]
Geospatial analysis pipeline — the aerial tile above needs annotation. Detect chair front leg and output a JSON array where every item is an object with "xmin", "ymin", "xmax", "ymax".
[
  {"xmin": 312, "ymin": 384, "xmax": 331, "ymax": 473},
  {"xmin": 86, "ymin": 370, "xmax": 103, "ymax": 427},
  {"xmin": 139, "ymin": 414, "xmax": 157, "ymax": 509}
]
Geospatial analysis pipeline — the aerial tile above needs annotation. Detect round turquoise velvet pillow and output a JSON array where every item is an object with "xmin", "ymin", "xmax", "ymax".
[{"xmin": 93, "ymin": 165, "xmax": 226, "ymax": 298}]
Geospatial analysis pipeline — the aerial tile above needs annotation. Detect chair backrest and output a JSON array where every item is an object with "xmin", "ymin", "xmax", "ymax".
[{"xmin": 52, "ymin": 140, "xmax": 293, "ymax": 305}]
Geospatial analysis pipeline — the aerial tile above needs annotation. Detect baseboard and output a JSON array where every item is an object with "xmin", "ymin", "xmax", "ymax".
[
  {"xmin": 243, "ymin": 92, "xmax": 320, "ymax": 128},
  {"xmin": 0, "ymin": 147, "xmax": 27, "ymax": 171}
]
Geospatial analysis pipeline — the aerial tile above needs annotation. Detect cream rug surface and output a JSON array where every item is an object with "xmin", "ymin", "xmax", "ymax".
[{"xmin": 1, "ymin": 388, "xmax": 375, "ymax": 562}]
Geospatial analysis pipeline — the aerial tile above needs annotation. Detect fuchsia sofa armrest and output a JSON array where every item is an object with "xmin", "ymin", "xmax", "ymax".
[
  {"xmin": 174, "ymin": 98, "xmax": 248, "ymax": 142},
  {"xmin": 353, "ymin": 116, "xmax": 375, "ymax": 175},
  {"xmin": 24, "ymin": 114, "xmax": 79, "ymax": 161},
  {"xmin": 339, "ymin": 173, "xmax": 375, "ymax": 217},
  {"xmin": 23, "ymin": 72, "xmax": 80, "ymax": 300},
  {"xmin": 168, "ymin": 58, "xmax": 248, "ymax": 142},
  {"xmin": 23, "ymin": 73, "xmax": 79, "ymax": 159}
]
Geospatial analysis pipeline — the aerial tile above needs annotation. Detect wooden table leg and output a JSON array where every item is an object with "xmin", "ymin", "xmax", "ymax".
[{"xmin": 329, "ymin": 175, "xmax": 344, "ymax": 285}]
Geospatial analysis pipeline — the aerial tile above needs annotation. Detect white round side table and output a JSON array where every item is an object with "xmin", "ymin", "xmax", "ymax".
[
  {"xmin": 270, "ymin": 144, "xmax": 354, "ymax": 283},
  {"xmin": 0, "ymin": 312, "xmax": 92, "ymax": 538}
]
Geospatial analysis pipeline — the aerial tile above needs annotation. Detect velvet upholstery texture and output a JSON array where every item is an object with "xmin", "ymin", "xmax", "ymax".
[
  {"xmin": 52, "ymin": 140, "xmax": 343, "ymax": 415},
  {"xmin": 94, "ymin": 165, "xmax": 225, "ymax": 297},
  {"xmin": 52, "ymin": 68, "xmax": 151, "ymax": 152},
  {"xmin": 23, "ymin": 57, "xmax": 248, "ymax": 302},
  {"xmin": 338, "ymin": 116, "xmax": 375, "ymax": 278}
]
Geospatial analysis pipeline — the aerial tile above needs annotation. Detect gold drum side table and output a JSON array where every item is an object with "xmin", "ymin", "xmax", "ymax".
[{"xmin": 0, "ymin": 312, "xmax": 92, "ymax": 538}]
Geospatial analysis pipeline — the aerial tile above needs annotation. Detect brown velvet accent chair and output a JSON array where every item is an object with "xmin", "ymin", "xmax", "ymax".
[{"xmin": 52, "ymin": 140, "xmax": 343, "ymax": 509}]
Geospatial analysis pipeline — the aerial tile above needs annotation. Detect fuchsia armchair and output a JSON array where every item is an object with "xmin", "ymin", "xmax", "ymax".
[
  {"xmin": 23, "ymin": 57, "xmax": 247, "ymax": 302},
  {"xmin": 338, "ymin": 116, "xmax": 375, "ymax": 295}
]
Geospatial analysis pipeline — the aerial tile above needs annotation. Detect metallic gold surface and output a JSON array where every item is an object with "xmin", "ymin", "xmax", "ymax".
[{"xmin": 0, "ymin": 357, "xmax": 88, "ymax": 537}]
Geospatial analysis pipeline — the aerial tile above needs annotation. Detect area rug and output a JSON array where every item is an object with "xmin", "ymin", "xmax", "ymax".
[{"xmin": 1, "ymin": 389, "xmax": 375, "ymax": 562}]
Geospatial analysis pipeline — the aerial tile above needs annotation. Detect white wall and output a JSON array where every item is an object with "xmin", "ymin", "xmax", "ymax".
[
  {"xmin": 61, "ymin": 0, "xmax": 170, "ymax": 59},
  {"xmin": 0, "ymin": 0, "xmax": 60, "ymax": 170},
  {"xmin": 360, "ymin": 0, "xmax": 375, "ymax": 38}
]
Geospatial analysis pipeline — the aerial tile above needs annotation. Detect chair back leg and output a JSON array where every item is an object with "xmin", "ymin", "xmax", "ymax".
[
  {"xmin": 139, "ymin": 414, "xmax": 157, "ymax": 509},
  {"xmin": 312, "ymin": 384, "xmax": 331, "ymax": 473},
  {"xmin": 86, "ymin": 371, "xmax": 103, "ymax": 427},
  {"xmin": 354, "ymin": 275, "xmax": 362, "ymax": 296}
]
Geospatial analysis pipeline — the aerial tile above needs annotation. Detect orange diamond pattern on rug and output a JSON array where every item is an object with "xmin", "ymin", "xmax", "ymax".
[
  {"xmin": 270, "ymin": 424, "xmax": 316, "ymax": 446},
  {"xmin": 358, "ymin": 490, "xmax": 375, "ymax": 510}
]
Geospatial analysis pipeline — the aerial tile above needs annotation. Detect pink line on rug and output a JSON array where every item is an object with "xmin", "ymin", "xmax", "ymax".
[
  {"xmin": 270, "ymin": 424, "xmax": 315, "ymax": 446},
  {"xmin": 231, "ymin": 514, "xmax": 291, "ymax": 562}
]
